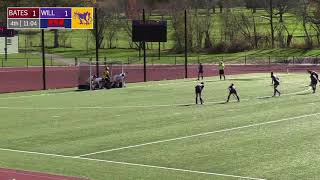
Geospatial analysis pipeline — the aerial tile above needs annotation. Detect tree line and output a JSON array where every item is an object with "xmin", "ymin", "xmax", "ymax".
[{"xmin": 1, "ymin": 0, "xmax": 320, "ymax": 53}]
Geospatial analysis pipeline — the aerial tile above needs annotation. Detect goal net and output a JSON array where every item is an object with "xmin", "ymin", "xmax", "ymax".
[{"xmin": 78, "ymin": 60, "xmax": 124, "ymax": 90}]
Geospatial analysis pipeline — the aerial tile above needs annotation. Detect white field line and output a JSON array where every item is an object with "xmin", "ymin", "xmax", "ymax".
[
  {"xmin": 0, "ymin": 99, "xmax": 245, "ymax": 110},
  {"xmin": 0, "ymin": 85, "xmax": 310, "ymax": 110},
  {"xmin": 0, "ymin": 93, "xmax": 55, "ymax": 100},
  {"xmin": 0, "ymin": 74, "xmax": 275, "ymax": 100},
  {"xmin": 0, "ymin": 148, "xmax": 265, "ymax": 180},
  {"xmin": 0, "ymin": 81, "xmax": 194, "ymax": 100},
  {"xmin": 78, "ymin": 111, "xmax": 320, "ymax": 157},
  {"xmin": 0, "ymin": 91, "xmax": 80, "ymax": 100}
]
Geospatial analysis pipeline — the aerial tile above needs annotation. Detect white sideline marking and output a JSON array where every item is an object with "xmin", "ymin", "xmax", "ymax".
[
  {"xmin": 0, "ymin": 93, "xmax": 51, "ymax": 100},
  {"xmin": 78, "ymin": 112, "xmax": 320, "ymax": 157},
  {"xmin": 0, "ymin": 148, "xmax": 265, "ymax": 180},
  {"xmin": 0, "ymin": 86, "xmax": 310, "ymax": 110},
  {"xmin": 0, "ymin": 91, "xmax": 77, "ymax": 100},
  {"xmin": 0, "ymin": 99, "xmax": 246, "ymax": 110},
  {"xmin": 0, "ymin": 73, "xmax": 276, "ymax": 100}
]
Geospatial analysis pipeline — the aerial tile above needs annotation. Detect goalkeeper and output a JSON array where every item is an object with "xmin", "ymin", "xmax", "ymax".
[{"xmin": 103, "ymin": 67, "xmax": 111, "ymax": 89}]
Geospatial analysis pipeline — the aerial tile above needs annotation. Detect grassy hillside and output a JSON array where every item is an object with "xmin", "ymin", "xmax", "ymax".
[{"xmin": 1, "ymin": 8, "xmax": 320, "ymax": 66}]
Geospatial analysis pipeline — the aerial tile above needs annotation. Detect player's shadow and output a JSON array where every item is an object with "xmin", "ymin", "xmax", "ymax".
[
  {"xmin": 217, "ymin": 101, "xmax": 240, "ymax": 104},
  {"xmin": 204, "ymin": 80, "xmax": 223, "ymax": 83},
  {"xmin": 256, "ymin": 96, "xmax": 273, "ymax": 99},
  {"xmin": 218, "ymin": 102, "xmax": 228, "ymax": 104},
  {"xmin": 75, "ymin": 89, "xmax": 88, "ymax": 92},
  {"xmin": 178, "ymin": 102, "xmax": 215, "ymax": 107},
  {"xmin": 296, "ymin": 92, "xmax": 312, "ymax": 96},
  {"xmin": 178, "ymin": 104, "xmax": 196, "ymax": 107}
]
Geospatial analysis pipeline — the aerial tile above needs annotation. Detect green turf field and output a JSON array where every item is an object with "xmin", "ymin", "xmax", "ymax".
[{"xmin": 0, "ymin": 73, "xmax": 319, "ymax": 180}]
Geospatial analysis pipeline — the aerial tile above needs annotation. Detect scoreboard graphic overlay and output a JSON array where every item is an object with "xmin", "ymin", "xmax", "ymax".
[{"xmin": 7, "ymin": 7, "xmax": 94, "ymax": 29}]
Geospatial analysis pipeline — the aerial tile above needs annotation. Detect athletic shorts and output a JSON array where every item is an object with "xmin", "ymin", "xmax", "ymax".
[
  {"xmin": 199, "ymin": 70, "xmax": 203, "ymax": 74},
  {"xmin": 230, "ymin": 89, "xmax": 237, "ymax": 94},
  {"xmin": 195, "ymin": 87, "xmax": 202, "ymax": 94},
  {"xmin": 311, "ymin": 80, "xmax": 318, "ymax": 85},
  {"xmin": 219, "ymin": 70, "xmax": 224, "ymax": 75}
]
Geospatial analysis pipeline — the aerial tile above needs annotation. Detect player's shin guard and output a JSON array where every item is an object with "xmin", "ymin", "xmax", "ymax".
[
  {"xmin": 227, "ymin": 94, "xmax": 231, "ymax": 102},
  {"xmin": 200, "ymin": 98, "xmax": 203, "ymax": 104}
]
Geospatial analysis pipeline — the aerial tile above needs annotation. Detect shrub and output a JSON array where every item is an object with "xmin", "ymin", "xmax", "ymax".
[{"xmin": 228, "ymin": 40, "xmax": 251, "ymax": 53}]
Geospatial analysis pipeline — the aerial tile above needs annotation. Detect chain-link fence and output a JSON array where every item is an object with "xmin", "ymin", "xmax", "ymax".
[{"xmin": 2, "ymin": 55, "xmax": 320, "ymax": 68}]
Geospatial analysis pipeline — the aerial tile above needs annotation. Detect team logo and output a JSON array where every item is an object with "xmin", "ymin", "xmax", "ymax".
[{"xmin": 72, "ymin": 7, "xmax": 93, "ymax": 29}]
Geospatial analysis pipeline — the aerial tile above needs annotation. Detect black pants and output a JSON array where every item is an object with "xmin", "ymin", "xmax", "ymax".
[
  {"xmin": 198, "ymin": 72, "xmax": 203, "ymax": 80},
  {"xmin": 195, "ymin": 92, "xmax": 203, "ymax": 104},
  {"xmin": 311, "ymin": 82, "xmax": 318, "ymax": 93},
  {"xmin": 274, "ymin": 84, "xmax": 280, "ymax": 96},
  {"xmin": 219, "ymin": 70, "xmax": 225, "ymax": 80},
  {"xmin": 227, "ymin": 92, "xmax": 240, "ymax": 102}
]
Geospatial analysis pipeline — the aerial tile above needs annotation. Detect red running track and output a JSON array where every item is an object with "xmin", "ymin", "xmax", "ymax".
[
  {"xmin": 1, "ymin": 64, "xmax": 320, "ymax": 93},
  {"xmin": 0, "ymin": 168, "xmax": 89, "ymax": 180}
]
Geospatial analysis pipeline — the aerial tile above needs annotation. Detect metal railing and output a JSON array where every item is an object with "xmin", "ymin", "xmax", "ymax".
[{"xmin": 1, "ymin": 55, "xmax": 320, "ymax": 68}]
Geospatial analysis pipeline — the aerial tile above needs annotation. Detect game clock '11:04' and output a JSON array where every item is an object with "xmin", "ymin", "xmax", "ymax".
[{"xmin": 7, "ymin": 7, "xmax": 93, "ymax": 29}]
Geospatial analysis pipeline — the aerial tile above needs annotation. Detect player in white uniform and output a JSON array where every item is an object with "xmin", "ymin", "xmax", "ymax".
[
  {"xmin": 88, "ymin": 75, "xmax": 103, "ymax": 90},
  {"xmin": 113, "ymin": 73, "xmax": 127, "ymax": 88}
]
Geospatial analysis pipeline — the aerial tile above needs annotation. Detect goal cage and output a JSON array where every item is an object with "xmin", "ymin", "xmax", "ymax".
[{"xmin": 78, "ymin": 60, "xmax": 125, "ymax": 90}]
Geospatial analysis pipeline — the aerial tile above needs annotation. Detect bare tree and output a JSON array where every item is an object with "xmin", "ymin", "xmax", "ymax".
[
  {"xmin": 91, "ymin": 0, "xmax": 125, "ymax": 49},
  {"xmin": 293, "ymin": 0, "xmax": 313, "ymax": 48},
  {"xmin": 168, "ymin": 0, "xmax": 189, "ymax": 52},
  {"xmin": 105, "ymin": 13, "xmax": 121, "ymax": 49},
  {"xmin": 221, "ymin": 10, "xmax": 238, "ymax": 43},
  {"xmin": 58, "ymin": 30, "xmax": 71, "ymax": 48},
  {"xmin": 91, "ymin": 7, "xmax": 107, "ymax": 49},
  {"xmin": 203, "ymin": 3, "xmax": 215, "ymax": 49},
  {"xmin": 306, "ymin": 0, "xmax": 320, "ymax": 45},
  {"xmin": 245, "ymin": 0, "xmax": 257, "ymax": 13},
  {"xmin": 233, "ymin": 12, "xmax": 259, "ymax": 48},
  {"xmin": 193, "ymin": 10, "xmax": 204, "ymax": 50},
  {"xmin": 264, "ymin": 0, "xmax": 275, "ymax": 48}
]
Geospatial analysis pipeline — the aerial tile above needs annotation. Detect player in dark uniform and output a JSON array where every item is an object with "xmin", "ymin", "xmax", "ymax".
[
  {"xmin": 226, "ymin": 83, "xmax": 240, "ymax": 103},
  {"xmin": 198, "ymin": 63, "xmax": 204, "ymax": 80},
  {"xmin": 195, "ymin": 82, "xmax": 204, "ymax": 104},
  {"xmin": 271, "ymin": 72, "xmax": 281, "ymax": 97},
  {"xmin": 308, "ymin": 70, "xmax": 320, "ymax": 93}
]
